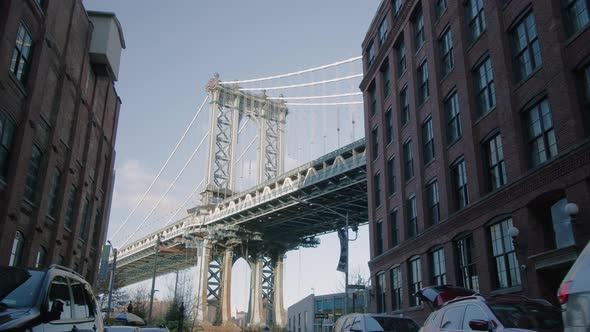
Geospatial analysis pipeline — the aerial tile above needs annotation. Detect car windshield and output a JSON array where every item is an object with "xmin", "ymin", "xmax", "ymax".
[
  {"xmin": 489, "ymin": 302, "xmax": 563, "ymax": 330},
  {"xmin": 372, "ymin": 317, "xmax": 419, "ymax": 332},
  {"xmin": 0, "ymin": 268, "xmax": 44, "ymax": 309}
]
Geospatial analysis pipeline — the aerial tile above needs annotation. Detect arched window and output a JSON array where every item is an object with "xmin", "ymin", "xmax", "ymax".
[
  {"xmin": 550, "ymin": 199, "xmax": 575, "ymax": 248},
  {"xmin": 35, "ymin": 245, "xmax": 47, "ymax": 269},
  {"xmin": 9, "ymin": 231, "xmax": 24, "ymax": 267}
]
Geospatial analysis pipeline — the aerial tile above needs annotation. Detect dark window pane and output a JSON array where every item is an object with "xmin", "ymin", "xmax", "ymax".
[
  {"xmin": 427, "ymin": 180, "xmax": 440, "ymax": 225},
  {"xmin": 445, "ymin": 92, "xmax": 462, "ymax": 143},
  {"xmin": 390, "ymin": 209, "xmax": 399, "ymax": 247},
  {"xmin": 439, "ymin": 29, "xmax": 454, "ymax": 77},
  {"xmin": 490, "ymin": 218, "xmax": 521, "ymax": 288},
  {"xmin": 0, "ymin": 112, "xmax": 16, "ymax": 181},
  {"xmin": 467, "ymin": 0, "xmax": 486, "ymax": 42},
  {"xmin": 564, "ymin": 0, "xmax": 590, "ymax": 37},
  {"xmin": 10, "ymin": 24, "xmax": 34, "ymax": 84},
  {"xmin": 403, "ymin": 140, "xmax": 414, "ymax": 181},
  {"xmin": 390, "ymin": 266, "xmax": 403, "ymax": 311},
  {"xmin": 406, "ymin": 195, "xmax": 417, "ymax": 238},
  {"xmin": 431, "ymin": 248, "xmax": 447, "ymax": 285},
  {"xmin": 512, "ymin": 12, "xmax": 542, "ymax": 82},
  {"xmin": 417, "ymin": 61, "xmax": 429, "ymax": 104},
  {"xmin": 526, "ymin": 99, "xmax": 557, "ymax": 167},
  {"xmin": 9, "ymin": 231, "xmax": 25, "ymax": 267},
  {"xmin": 24, "ymin": 145, "xmax": 43, "ymax": 203},
  {"xmin": 408, "ymin": 257, "xmax": 422, "ymax": 307},
  {"xmin": 422, "ymin": 118, "xmax": 434, "ymax": 164},
  {"xmin": 484, "ymin": 133, "xmax": 507, "ymax": 191},
  {"xmin": 475, "ymin": 58, "xmax": 496, "ymax": 115},
  {"xmin": 400, "ymin": 86, "xmax": 409, "ymax": 125},
  {"xmin": 456, "ymin": 235, "xmax": 479, "ymax": 292}
]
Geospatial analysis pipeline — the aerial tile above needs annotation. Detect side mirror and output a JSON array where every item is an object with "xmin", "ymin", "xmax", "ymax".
[
  {"xmin": 44, "ymin": 299, "xmax": 64, "ymax": 322},
  {"xmin": 468, "ymin": 319, "xmax": 492, "ymax": 331}
]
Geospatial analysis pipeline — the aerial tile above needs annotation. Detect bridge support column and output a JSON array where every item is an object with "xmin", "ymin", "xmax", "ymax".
[
  {"xmin": 220, "ymin": 246, "xmax": 234, "ymax": 326},
  {"xmin": 248, "ymin": 256, "xmax": 264, "ymax": 327},
  {"xmin": 272, "ymin": 254, "xmax": 286, "ymax": 327},
  {"xmin": 197, "ymin": 239, "xmax": 212, "ymax": 324}
]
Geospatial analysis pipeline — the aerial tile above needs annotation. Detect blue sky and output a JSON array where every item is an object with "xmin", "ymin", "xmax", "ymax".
[{"xmin": 84, "ymin": 0, "xmax": 381, "ymax": 312}]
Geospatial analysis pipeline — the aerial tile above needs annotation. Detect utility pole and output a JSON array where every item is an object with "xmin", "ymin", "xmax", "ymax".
[
  {"xmin": 344, "ymin": 211, "xmax": 349, "ymax": 316},
  {"xmin": 148, "ymin": 235, "xmax": 160, "ymax": 325},
  {"xmin": 105, "ymin": 243, "xmax": 117, "ymax": 325}
]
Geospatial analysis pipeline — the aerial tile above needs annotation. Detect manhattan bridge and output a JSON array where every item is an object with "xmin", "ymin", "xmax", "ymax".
[{"xmin": 105, "ymin": 57, "xmax": 369, "ymax": 328}]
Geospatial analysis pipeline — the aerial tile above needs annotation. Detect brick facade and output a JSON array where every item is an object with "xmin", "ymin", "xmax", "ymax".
[
  {"xmin": 361, "ymin": 0, "xmax": 590, "ymax": 324},
  {"xmin": 0, "ymin": 0, "xmax": 122, "ymax": 286}
]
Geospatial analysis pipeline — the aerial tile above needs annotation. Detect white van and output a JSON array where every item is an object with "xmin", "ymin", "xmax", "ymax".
[{"xmin": 333, "ymin": 313, "xmax": 419, "ymax": 332}]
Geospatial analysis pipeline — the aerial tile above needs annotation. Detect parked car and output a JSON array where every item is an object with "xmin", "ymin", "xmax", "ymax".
[
  {"xmin": 558, "ymin": 240, "xmax": 590, "ymax": 331},
  {"xmin": 0, "ymin": 264, "xmax": 104, "ymax": 331},
  {"xmin": 105, "ymin": 327, "xmax": 141, "ymax": 332},
  {"xmin": 334, "ymin": 313, "xmax": 419, "ymax": 332},
  {"xmin": 417, "ymin": 286, "xmax": 563, "ymax": 331}
]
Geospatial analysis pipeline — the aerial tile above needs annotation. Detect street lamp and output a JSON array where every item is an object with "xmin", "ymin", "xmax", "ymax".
[
  {"xmin": 508, "ymin": 225, "xmax": 520, "ymax": 253},
  {"xmin": 105, "ymin": 241, "xmax": 117, "ymax": 325}
]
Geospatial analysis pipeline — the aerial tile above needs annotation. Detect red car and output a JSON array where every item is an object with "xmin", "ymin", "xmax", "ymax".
[{"xmin": 416, "ymin": 286, "xmax": 563, "ymax": 332}]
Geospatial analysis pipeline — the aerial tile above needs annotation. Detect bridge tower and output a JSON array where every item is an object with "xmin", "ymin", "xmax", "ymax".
[
  {"xmin": 196, "ymin": 75, "xmax": 288, "ymax": 328},
  {"xmin": 201, "ymin": 74, "xmax": 287, "ymax": 204}
]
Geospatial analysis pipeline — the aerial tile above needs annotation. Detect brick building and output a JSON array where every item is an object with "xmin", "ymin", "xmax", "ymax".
[
  {"xmin": 360, "ymin": 0, "xmax": 590, "ymax": 323},
  {"xmin": 0, "ymin": 0, "xmax": 124, "ymax": 285}
]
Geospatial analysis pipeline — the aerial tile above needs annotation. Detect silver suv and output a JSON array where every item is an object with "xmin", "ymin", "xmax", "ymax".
[
  {"xmin": 0, "ymin": 264, "xmax": 104, "ymax": 331},
  {"xmin": 558, "ymin": 240, "xmax": 590, "ymax": 331}
]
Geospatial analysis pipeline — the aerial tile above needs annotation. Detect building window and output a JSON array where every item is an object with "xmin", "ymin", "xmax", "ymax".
[
  {"xmin": 47, "ymin": 168, "xmax": 61, "ymax": 219},
  {"xmin": 396, "ymin": 39, "xmax": 407, "ymax": 76},
  {"xmin": 422, "ymin": 118, "xmax": 434, "ymax": 164},
  {"xmin": 431, "ymin": 248, "xmax": 447, "ymax": 286},
  {"xmin": 439, "ymin": 28, "xmax": 454, "ymax": 77},
  {"xmin": 426, "ymin": 180, "xmax": 440, "ymax": 225},
  {"xmin": 372, "ymin": 126, "xmax": 379, "ymax": 161},
  {"xmin": 377, "ymin": 272, "xmax": 386, "ymax": 313},
  {"xmin": 382, "ymin": 64, "xmax": 391, "ymax": 98},
  {"xmin": 92, "ymin": 210, "xmax": 102, "ymax": 248},
  {"xmin": 385, "ymin": 107, "xmax": 393, "ymax": 144},
  {"xmin": 64, "ymin": 185, "xmax": 77, "ymax": 230},
  {"xmin": 413, "ymin": 7, "xmax": 425, "ymax": 50},
  {"xmin": 392, "ymin": 0, "xmax": 404, "ymax": 17},
  {"xmin": 417, "ymin": 61, "xmax": 429, "ymax": 104},
  {"xmin": 451, "ymin": 159, "xmax": 469, "ymax": 210},
  {"xmin": 24, "ymin": 145, "xmax": 43, "ymax": 203},
  {"xmin": 408, "ymin": 256, "xmax": 422, "ymax": 307},
  {"xmin": 490, "ymin": 218, "xmax": 521, "ymax": 289},
  {"xmin": 512, "ymin": 12, "xmax": 542, "ymax": 82},
  {"xmin": 369, "ymin": 84, "xmax": 377, "ymax": 117},
  {"xmin": 445, "ymin": 92, "xmax": 462, "ymax": 144},
  {"xmin": 400, "ymin": 86, "xmax": 410, "ymax": 126},
  {"xmin": 583, "ymin": 64, "xmax": 590, "ymax": 103},
  {"xmin": 406, "ymin": 194, "xmax": 418, "ymax": 238},
  {"xmin": 379, "ymin": 17, "xmax": 388, "ymax": 46},
  {"xmin": 35, "ymin": 245, "xmax": 47, "ymax": 269},
  {"xmin": 80, "ymin": 198, "xmax": 91, "ymax": 241},
  {"xmin": 435, "ymin": 0, "xmax": 448, "ymax": 18},
  {"xmin": 484, "ymin": 133, "xmax": 507, "ymax": 191},
  {"xmin": 390, "ymin": 208, "xmax": 399, "ymax": 247},
  {"xmin": 550, "ymin": 199, "xmax": 576, "ymax": 248},
  {"xmin": 9, "ymin": 231, "xmax": 25, "ymax": 267},
  {"xmin": 563, "ymin": 0, "xmax": 590, "ymax": 37},
  {"xmin": 387, "ymin": 157, "xmax": 396, "ymax": 195},
  {"xmin": 390, "ymin": 266, "xmax": 402, "ymax": 311},
  {"xmin": 374, "ymin": 172, "xmax": 382, "ymax": 208},
  {"xmin": 367, "ymin": 42, "xmax": 375, "ymax": 68},
  {"xmin": 9, "ymin": 24, "xmax": 33, "ymax": 85},
  {"xmin": 0, "ymin": 112, "xmax": 16, "ymax": 181},
  {"xmin": 456, "ymin": 235, "xmax": 479, "ymax": 292},
  {"xmin": 403, "ymin": 140, "xmax": 414, "ymax": 181},
  {"xmin": 526, "ymin": 99, "xmax": 557, "ymax": 167},
  {"xmin": 466, "ymin": 0, "xmax": 486, "ymax": 43},
  {"xmin": 375, "ymin": 219, "xmax": 384, "ymax": 255},
  {"xmin": 474, "ymin": 58, "xmax": 496, "ymax": 115}
]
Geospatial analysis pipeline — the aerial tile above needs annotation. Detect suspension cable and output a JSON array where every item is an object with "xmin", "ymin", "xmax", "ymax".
[
  {"xmin": 163, "ymin": 178, "xmax": 205, "ymax": 227},
  {"xmin": 237, "ymin": 74, "xmax": 363, "ymax": 91},
  {"xmin": 286, "ymin": 101, "xmax": 363, "ymax": 106},
  {"xmin": 218, "ymin": 56, "xmax": 361, "ymax": 84},
  {"xmin": 110, "ymin": 95, "xmax": 210, "ymax": 240},
  {"xmin": 236, "ymin": 136, "xmax": 258, "ymax": 163},
  {"xmin": 120, "ymin": 131, "xmax": 210, "ymax": 247},
  {"xmin": 267, "ymin": 92, "xmax": 362, "ymax": 100}
]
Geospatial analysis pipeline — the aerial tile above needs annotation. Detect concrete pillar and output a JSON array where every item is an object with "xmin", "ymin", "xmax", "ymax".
[
  {"xmin": 197, "ymin": 239, "xmax": 212, "ymax": 324},
  {"xmin": 249, "ymin": 256, "xmax": 265, "ymax": 326},
  {"xmin": 272, "ymin": 254, "xmax": 286, "ymax": 327},
  {"xmin": 220, "ymin": 246, "xmax": 234, "ymax": 326}
]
